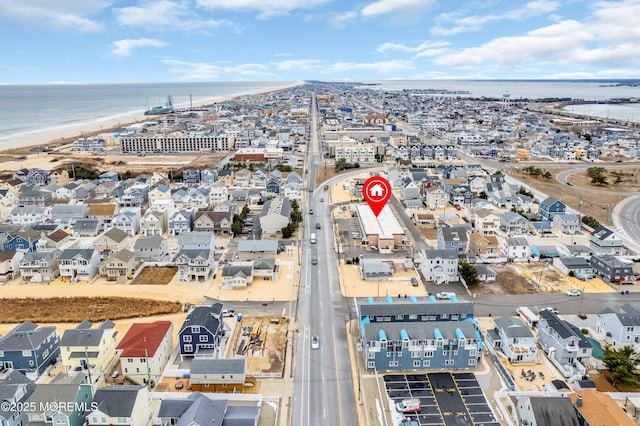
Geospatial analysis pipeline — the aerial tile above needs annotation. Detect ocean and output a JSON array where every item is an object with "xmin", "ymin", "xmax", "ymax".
[{"xmin": 1, "ymin": 79, "xmax": 639, "ymax": 151}]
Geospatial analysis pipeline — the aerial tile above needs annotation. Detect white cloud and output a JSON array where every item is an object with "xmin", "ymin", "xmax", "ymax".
[
  {"xmin": 329, "ymin": 10, "xmax": 357, "ymax": 28},
  {"xmin": 115, "ymin": 1, "xmax": 235, "ymax": 32},
  {"xmin": 377, "ymin": 40, "xmax": 449, "ymax": 54},
  {"xmin": 272, "ymin": 59, "xmax": 326, "ymax": 71},
  {"xmin": 434, "ymin": 20, "xmax": 593, "ymax": 68},
  {"xmin": 360, "ymin": 0, "xmax": 435, "ymax": 17},
  {"xmin": 432, "ymin": 0, "xmax": 559, "ymax": 35},
  {"xmin": 111, "ymin": 38, "xmax": 167, "ymax": 57},
  {"xmin": 195, "ymin": 0, "xmax": 329, "ymax": 18},
  {"xmin": 161, "ymin": 59, "xmax": 274, "ymax": 80},
  {"xmin": 0, "ymin": 0, "xmax": 109, "ymax": 31},
  {"xmin": 329, "ymin": 60, "xmax": 415, "ymax": 73}
]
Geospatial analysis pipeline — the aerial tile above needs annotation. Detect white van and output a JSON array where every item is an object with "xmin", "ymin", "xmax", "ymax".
[
  {"xmin": 396, "ymin": 399, "xmax": 421, "ymax": 413},
  {"xmin": 310, "ymin": 233, "xmax": 317, "ymax": 244}
]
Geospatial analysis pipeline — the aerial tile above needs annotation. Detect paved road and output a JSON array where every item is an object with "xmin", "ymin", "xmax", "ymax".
[
  {"xmin": 614, "ymin": 195, "xmax": 640, "ymax": 254},
  {"xmin": 292, "ymin": 93, "xmax": 357, "ymax": 426}
]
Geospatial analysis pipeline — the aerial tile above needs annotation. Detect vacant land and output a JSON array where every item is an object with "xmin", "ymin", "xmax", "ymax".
[
  {"xmin": 0, "ymin": 297, "xmax": 182, "ymax": 323},
  {"xmin": 131, "ymin": 266, "xmax": 178, "ymax": 285},
  {"xmin": 229, "ymin": 316, "xmax": 288, "ymax": 376}
]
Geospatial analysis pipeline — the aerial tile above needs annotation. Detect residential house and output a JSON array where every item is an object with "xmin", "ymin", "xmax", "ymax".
[
  {"xmin": 0, "ymin": 251, "xmax": 23, "ymax": 281},
  {"xmin": 112, "ymin": 210, "xmax": 141, "ymax": 236},
  {"xmin": 589, "ymin": 225, "xmax": 624, "ymax": 255},
  {"xmin": 117, "ymin": 183, "xmax": 149, "ymax": 208},
  {"xmin": 499, "ymin": 211, "xmax": 529, "ymax": 235},
  {"xmin": 473, "ymin": 264, "xmax": 497, "ymax": 282},
  {"xmin": 148, "ymin": 184, "xmax": 172, "ymax": 206},
  {"xmin": 0, "ymin": 370, "xmax": 36, "ymax": 426},
  {"xmin": 424, "ymin": 186, "xmax": 447, "ymax": 209},
  {"xmin": 2, "ymin": 232, "xmax": 39, "ymax": 252},
  {"xmin": 175, "ymin": 231, "xmax": 216, "ymax": 282},
  {"xmin": 538, "ymin": 196, "xmax": 566, "ymax": 220},
  {"xmin": 35, "ymin": 229, "xmax": 70, "ymax": 252},
  {"xmin": 0, "ymin": 322, "xmax": 60, "ymax": 377},
  {"xmin": 140, "ymin": 210, "xmax": 167, "ymax": 237},
  {"xmin": 209, "ymin": 182, "xmax": 228, "ymax": 206},
  {"xmin": 182, "ymin": 168, "xmax": 200, "ymax": 187},
  {"xmin": 553, "ymin": 214, "xmax": 581, "ymax": 234},
  {"xmin": 266, "ymin": 175, "xmax": 281, "ymax": 196},
  {"xmin": 590, "ymin": 254, "xmax": 634, "ymax": 283},
  {"xmin": 186, "ymin": 188, "xmax": 211, "ymax": 210},
  {"xmin": 87, "ymin": 203, "xmax": 117, "ymax": 224},
  {"xmin": 552, "ymin": 257, "xmax": 595, "ymax": 280},
  {"xmin": 402, "ymin": 181, "xmax": 420, "ymax": 201},
  {"xmin": 17, "ymin": 190, "xmax": 51, "ymax": 207},
  {"xmin": 9, "ymin": 206, "xmax": 49, "ymax": 225},
  {"xmin": 193, "ymin": 211, "xmax": 232, "ymax": 234},
  {"xmin": 189, "ymin": 359, "xmax": 248, "ymax": 393},
  {"xmin": 468, "ymin": 233, "xmax": 500, "ymax": 262},
  {"xmin": 59, "ymin": 249, "xmax": 101, "ymax": 282},
  {"xmin": 25, "ymin": 373, "xmax": 92, "ymax": 426},
  {"xmin": 221, "ymin": 262, "xmax": 254, "ymax": 288},
  {"xmin": 418, "ymin": 249, "xmax": 458, "ymax": 284},
  {"xmin": 51, "ymin": 204, "xmax": 89, "ymax": 226},
  {"xmin": 53, "ymin": 183, "xmax": 78, "ymax": 200},
  {"xmin": 516, "ymin": 396, "xmax": 580, "ymax": 426},
  {"xmin": 200, "ymin": 168, "xmax": 217, "ymax": 186},
  {"xmin": 360, "ymin": 259, "xmax": 393, "ymax": 281},
  {"xmin": 74, "ymin": 182, "xmax": 97, "ymax": 201},
  {"xmin": 71, "ymin": 218, "xmax": 102, "ymax": 238},
  {"xmin": 116, "ymin": 321, "xmax": 174, "ymax": 386},
  {"xmin": 157, "ymin": 393, "xmax": 260, "ymax": 426},
  {"xmin": 358, "ymin": 297, "xmax": 481, "ymax": 371},
  {"xmin": 236, "ymin": 239, "xmax": 279, "ymax": 261},
  {"xmin": 60, "ymin": 320, "xmax": 118, "ymax": 374},
  {"xmin": 233, "ymin": 169, "xmax": 252, "ymax": 187},
  {"xmin": 250, "ymin": 169, "xmax": 267, "ymax": 188},
  {"xmin": 436, "ymin": 225, "xmax": 469, "ymax": 254},
  {"xmin": 171, "ymin": 188, "xmax": 189, "ymax": 208},
  {"xmin": 473, "ymin": 209, "xmax": 501, "ymax": 235},
  {"xmin": 178, "ymin": 303, "xmax": 225, "ymax": 360},
  {"xmin": 230, "ymin": 188, "xmax": 248, "ymax": 203},
  {"xmin": 19, "ymin": 251, "xmax": 61, "ymax": 283},
  {"xmin": 597, "ymin": 304, "xmax": 640, "ymax": 348},
  {"xmin": 217, "ymin": 169, "xmax": 233, "ymax": 186},
  {"xmin": 133, "ymin": 235, "xmax": 167, "ymax": 262},
  {"xmin": 93, "ymin": 227, "xmax": 130, "ymax": 259},
  {"xmin": 50, "ymin": 170, "xmax": 70, "ymax": 186},
  {"xmin": 569, "ymin": 389, "xmax": 635, "ymax": 426},
  {"xmin": 537, "ymin": 309, "xmax": 592, "ymax": 368},
  {"xmin": 98, "ymin": 249, "xmax": 136, "ymax": 281},
  {"xmin": 259, "ymin": 197, "xmax": 291, "ymax": 235},
  {"xmin": 283, "ymin": 182, "xmax": 302, "ymax": 202},
  {"xmin": 87, "ymin": 385, "xmax": 150, "ymax": 426},
  {"xmin": 98, "ymin": 171, "xmax": 119, "ymax": 183},
  {"xmin": 486, "ymin": 316, "xmax": 537, "ymax": 363},
  {"xmin": 168, "ymin": 209, "xmax": 195, "ymax": 236}
]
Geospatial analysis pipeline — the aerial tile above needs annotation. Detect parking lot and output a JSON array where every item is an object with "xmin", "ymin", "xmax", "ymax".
[{"xmin": 384, "ymin": 372, "xmax": 500, "ymax": 426}]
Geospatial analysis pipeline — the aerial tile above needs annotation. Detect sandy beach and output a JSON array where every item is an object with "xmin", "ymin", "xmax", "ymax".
[{"xmin": 0, "ymin": 82, "xmax": 304, "ymax": 154}]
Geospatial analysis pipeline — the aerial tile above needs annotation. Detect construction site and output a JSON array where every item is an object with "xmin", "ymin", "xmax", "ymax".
[{"xmin": 229, "ymin": 316, "xmax": 289, "ymax": 377}]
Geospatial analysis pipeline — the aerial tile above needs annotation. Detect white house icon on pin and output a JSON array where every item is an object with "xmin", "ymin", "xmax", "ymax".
[{"xmin": 369, "ymin": 183, "xmax": 385, "ymax": 197}]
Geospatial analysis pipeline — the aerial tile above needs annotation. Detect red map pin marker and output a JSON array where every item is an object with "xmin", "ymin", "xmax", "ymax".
[{"xmin": 362, "ymin": 176, "xmax": 392, "ymax": 217}]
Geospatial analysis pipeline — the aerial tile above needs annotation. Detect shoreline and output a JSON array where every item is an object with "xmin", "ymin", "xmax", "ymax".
[{"xmin": 0, "ymin": 81, "xmax": 304, "ymax": 156}]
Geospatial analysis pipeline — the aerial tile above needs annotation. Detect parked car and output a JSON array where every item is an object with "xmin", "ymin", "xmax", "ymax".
[
  {"xmin": 540, "ymin": 307, "xmax": 559, "ymax": 314},
  {"xmin": 411, "ymin": 277, "xmax": 419, "ymax": 287},
  {"xmin": 436, "ymin": 292, "xmax": 456, "ymax": 300},
  {"xmin": 316, "ymin": 223, "xmax": 321, "ymax": 230},
  {"xmin": 311, "ymin": 257, "xmax": 318, "ymax": 265},
  {"xmin": 320, "ymin": 198, "xmax": 324, "ymax": 202},
  {"xmin": 311, "ymin": 335, "xmax": 320, "ymax": 349},
  {"xmin": 309, "ymin": 209, "xmax": 314, "ymax": 215},
  {"xmin": 566, "ymin": 289, "xmax": 581, "ymax": 297}
]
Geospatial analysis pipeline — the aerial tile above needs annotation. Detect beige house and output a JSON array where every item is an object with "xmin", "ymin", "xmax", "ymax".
[
  {"xmin": 469, "ymin": 232, "xmax": 500, "ymax": 260},
  {"xmin": 140, "ymin": 210, "xmax": 167, "ymax": 236},
  {"xmin": 474, "ymin": 208, "xmax": 501, "ymax": 235},
  {"xmin": 148, "ymin": 184, "xmax": 172, "ymax": 205},
  {"xmin": 99, "ymin": 249, "xmax": 136, "ymax": 281},
  {"xmin": 221, "ymin": 262, "xmax": 254, "ymax": 288},
  {"xmin": 424, "ymin": 186, "xmax": 447, "ymax": 209},
  {"xmin": 93, "ymin": 227, "xmax": 131, "ymax": 258},
  {"xmin": 50, "ymin": 170, "xmax": 70, "ymax": 186},
  {"xmin": 60, "ymin": 320, "xmax": 118, "ymax": 374},
  {"xmin": 87, "ymin": 203, "xmax": 118, "ymax": 224}
]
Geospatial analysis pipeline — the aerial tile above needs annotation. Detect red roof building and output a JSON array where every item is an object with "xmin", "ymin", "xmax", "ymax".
[{"xmin": 117, "ymin": 321, "xmax": 174, "ymax": 385}]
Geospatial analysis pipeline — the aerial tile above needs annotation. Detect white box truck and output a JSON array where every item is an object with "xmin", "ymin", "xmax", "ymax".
[
  {"xmin": 310, "ymin": 233, "xmax": 316, "ymax": 244},
  {"xmin": 516, "ymin": 306, "xmax": 539, "ymax": 328}
]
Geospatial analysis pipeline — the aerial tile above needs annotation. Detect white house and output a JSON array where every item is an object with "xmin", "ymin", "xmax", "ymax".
[
  {"xmin": 597, "ymin": 304, "xmax": 640, "ymax": 348},
  {"xmin": 116, "ymin": 321, "xmax": 174, "ymax": 385},
  {"xmin": 500, "ymin": 237, "xmax": 530, "ymax": 262},
  {"xmin": 418, "ymin": 249, "xmax": 458, "ymax": 284},
  {"xmin": 88, "ymin": 385, "xmax": 150, "ymax": 426},
  {"xmin": 60, "ymin": 320, "xmax": 117, "ymax": 375}
]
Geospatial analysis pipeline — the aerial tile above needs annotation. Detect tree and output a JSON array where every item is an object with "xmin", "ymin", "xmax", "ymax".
[
  {"xmin": 581, "ymin": 215, "xmax": 600, "ymax": 229},
  {"xmin": 459, "ymin": 261, "xmax": 480, "ymax": 286},
  {"xmin": 591, "ymin": 175, "xmax": 609, "ymax": 185},
  {"xmin": 335, "ymin": 158, "xmax": 348, "ymax": 171},
  {"xmin": 281, "ymin": 223, "xmax": 294, "ymax": 238},
  {"xmin": 602, "ymin": 345, "xmax": 640, "ymax": 387},
  {"xmin": 542, "ymin": 171, "xmax": 553, "ymax": 180},
  {"xmin": 587, "ymin": 167, "xmax": 606, "ymax": 179},
  {"xmin": 232, "ymin": 218, "xmax": 243, "ymax": 235}
]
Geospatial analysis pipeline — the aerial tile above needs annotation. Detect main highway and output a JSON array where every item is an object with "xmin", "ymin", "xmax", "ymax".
[{"xmin": 292, "ymin": 93, "xmax": 357, "ymax": 426}]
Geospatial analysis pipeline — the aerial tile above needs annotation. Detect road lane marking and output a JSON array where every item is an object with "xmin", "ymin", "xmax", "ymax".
[{"xmin": 333, "ymin": 327, "xmax": 344, "ymax": 426}]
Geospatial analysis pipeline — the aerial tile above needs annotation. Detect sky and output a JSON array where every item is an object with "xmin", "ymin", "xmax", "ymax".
[{"xmin": 1, "ymin": 0, "xmax": 640, "ymax": 84}]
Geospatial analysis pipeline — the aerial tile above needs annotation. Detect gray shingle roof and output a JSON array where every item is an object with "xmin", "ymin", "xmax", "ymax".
[
  {"xmin": 190, "ymin": 358, "xmax": 246, "ymax": 375},
  {"xmin": 92, "ymin": 385, "xmax": 146, "ymax": 417},
  {"xmin": 360, "ymin": 299, "xmax": 473, "ymax": 317},
  {"xmin": 494, "ymin": 316, "xmax": 533, "ymax": 338},
  {"xmin": 179, "ymin": 304, "xmax": 223, "ymax": 334},
  {"xmin": 0, "ymin": 322, "xmax": 56, "ymax": 351}
]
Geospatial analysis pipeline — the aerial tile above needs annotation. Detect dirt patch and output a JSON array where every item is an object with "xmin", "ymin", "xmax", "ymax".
[
  {"xmin": 504, "ymin": 168, "xmax": 623, "ymax": 225},
  {"xmin": 131, "ymin": 266, "xmax": 177, "ymax": 285},
  {"xmin": 417, "ymin": 225, "xmax": 438, "ymax": 244},
  {"xmin": 230, "ymin": 316, "xmax": 288, "ymax": 375},
  {"xmin": 314, "ymin": 165, "xmax": 378, "ymax": 188},
  {"xmin": 590, "ymin": 369, "xmax": 640, "ymax": 392},
  {"xmin": 0, "ymin": 297, "xmax": 182, "ymax": 323},
  {"xmin": 473, "ymin": 263, "xmax": 567, "ymax": 295}
]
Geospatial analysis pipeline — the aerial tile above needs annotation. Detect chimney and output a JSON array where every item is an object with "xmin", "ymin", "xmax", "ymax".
[{"xmin": 576, "ymin": 394, "xmax": 583, "ymax": 407}]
